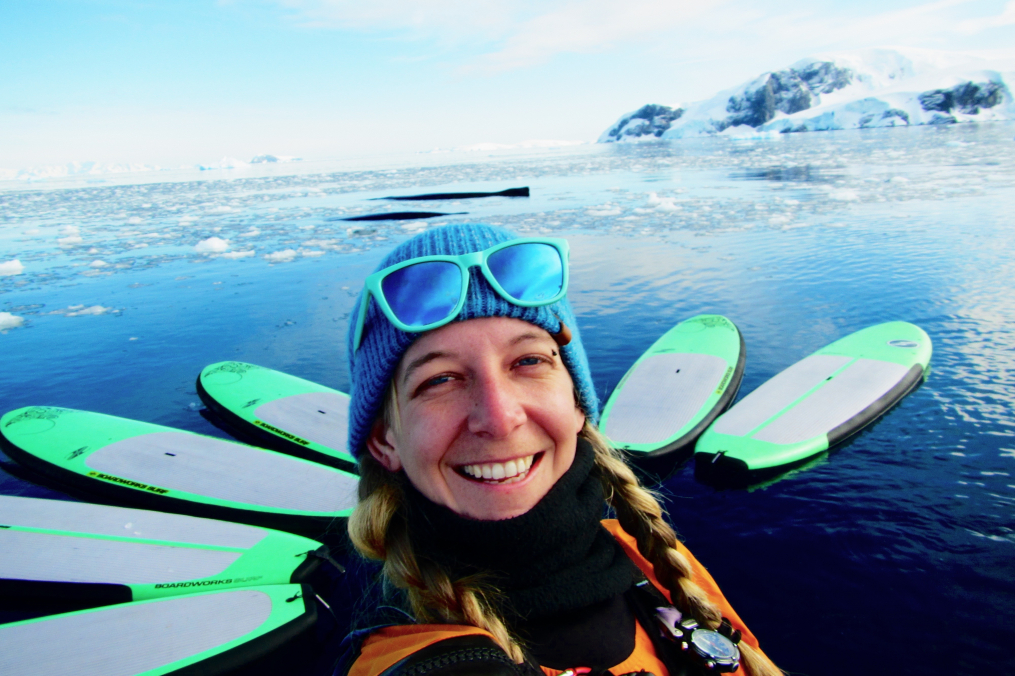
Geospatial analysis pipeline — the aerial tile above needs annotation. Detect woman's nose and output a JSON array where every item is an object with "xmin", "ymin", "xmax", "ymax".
[{"xmin": 467, "ymin": 373, "xmax": 526, "ymax": 438}]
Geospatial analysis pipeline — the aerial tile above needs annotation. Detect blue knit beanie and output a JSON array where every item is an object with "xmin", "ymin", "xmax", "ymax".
[{"xmin": 346, "ymin": 223, "xmax": 598, "ymax": 459}]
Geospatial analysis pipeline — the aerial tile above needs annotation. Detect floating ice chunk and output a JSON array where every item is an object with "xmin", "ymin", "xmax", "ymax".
[
  {"xmin": 60, "ymin": 226, "xmax": 80, "ymax": 236},
  {"xmin": 829, "ymin": 190, "xmax": 859, "ymax": 201},
  {"xmin": 89, "ymin": 260, "xmax": 108, "ymax": 268},
  {"xmin": 127, "ymin": 216, "xmax": 143, "ymax": 224},
  {"xmin": 265, "ymin": 249, "xmax": 297, "ymax": 263},
  {"xmin": 58, "ymin": 235, "xmax": 84, "ymax": 246},
  {"xmin": 220, "ymin": 250, "xmax": 255, "ymax": 259},
  {"xmin": 239, "ymin": 228, "xmax": 260, "ymax": 237},
  {"xmin": 302, "ymin": 250, "xmax": 325, "ymax": 257},
  {"xmin": 586, "ymin": 207, "xmax": 623, "ymax": 216},
  {"xmin": 0, "ymin": 312, "xmax": 24, "ymax": 331},
  {"xmin": 0, "ymin": 259, "xmax": 24, "ymax": 276},
  {"xmin": 195, "ymin": 237, "xmax": 229, "ymax": 253},
  {"xmin": 51, "ymin": 305, "xmax": 114, "ymax": 317}
]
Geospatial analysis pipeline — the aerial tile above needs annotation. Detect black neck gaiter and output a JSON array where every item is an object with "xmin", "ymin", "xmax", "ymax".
[{"xmin": 401, "ymin": 438, "xmax": 637, "ymax": 623}]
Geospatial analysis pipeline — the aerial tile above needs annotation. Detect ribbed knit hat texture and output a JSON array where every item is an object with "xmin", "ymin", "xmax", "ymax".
[{"xmin": 346, "ymin": 223, "xmax": 598, "ymax": 459}]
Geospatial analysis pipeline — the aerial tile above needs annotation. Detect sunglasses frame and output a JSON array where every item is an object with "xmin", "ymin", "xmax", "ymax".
[{"xmin": 353, "ymin": 237, "xmax": 570, "ymax": 351}]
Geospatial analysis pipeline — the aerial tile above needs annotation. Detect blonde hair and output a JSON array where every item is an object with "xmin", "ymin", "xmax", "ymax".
[{"xmin": 348, "ymin": 386, "xmax": 782, "ymax": 675}]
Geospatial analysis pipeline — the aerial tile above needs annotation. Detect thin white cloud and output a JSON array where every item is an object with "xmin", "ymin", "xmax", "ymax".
[
  {"xmin": 260, "ymin": 0, "xmax": 1015, "ymax": 74},
  {"xmin": 465, "ymin": 0, "xmax": 730, "ymax": 72},
  {"xmin": 271, "ymin": 0, "xmax": 540, "ymax": 43},
  {"xmin": 956, "ymin": 0, "xmax": 1015, "ymax": 34}
]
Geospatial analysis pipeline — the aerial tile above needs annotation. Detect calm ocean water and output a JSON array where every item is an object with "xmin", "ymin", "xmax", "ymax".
[{"xmin": 3, "ymin": 122, "xmax": 1014, "ymax": 674}]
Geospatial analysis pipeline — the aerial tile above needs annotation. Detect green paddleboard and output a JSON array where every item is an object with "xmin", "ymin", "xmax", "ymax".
[
  {"xmin": 0, "ymin": 495, "xmax": 337, "ymax": 608},
  {"xmin": 599, "ymin": 315, "xmax": 745, "ymax": 458},
  {"xmin": 694, "ymin": 321, "xmax": 931, "ymax": 483},
  {"xmin": 0, "ymin": 407, "xmax": 358, "ymax": 536},
  {"xmin": 197, "ymin": 362, "xmax": 356, "ymax": 472},
  {"xmin": 0, "ymin": 584, "xmax": 316, "ymax": 675}
]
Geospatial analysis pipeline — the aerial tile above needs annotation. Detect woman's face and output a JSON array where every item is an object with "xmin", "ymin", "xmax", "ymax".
[{"xmin": 367, "ymin": 317, "xmax": 586, "ymax": 520}]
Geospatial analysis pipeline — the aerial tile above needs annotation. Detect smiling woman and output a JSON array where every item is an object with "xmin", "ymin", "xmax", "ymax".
[{"xmin": 338, "ymin": 224, "xmax": 783, "ymax": 676}]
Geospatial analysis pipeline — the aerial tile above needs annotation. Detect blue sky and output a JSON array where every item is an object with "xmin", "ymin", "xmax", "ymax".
[{"xmin": 2, "ymin": 0, "xmax": 1014, "ymax": 169}]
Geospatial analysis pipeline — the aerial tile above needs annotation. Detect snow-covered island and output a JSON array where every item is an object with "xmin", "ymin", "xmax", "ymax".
[{"xmin": 599, "ymin": 48, "xmax": 1014, "ymax": 142}]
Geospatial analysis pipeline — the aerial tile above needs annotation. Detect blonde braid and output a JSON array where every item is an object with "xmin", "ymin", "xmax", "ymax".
[
  {"xmin": 582, "ymin": 423, "xmax": 784, "ymax": 676},
  {"xmin": 349, "ymin": 452, "xmax": 526, "ymax": 663}
]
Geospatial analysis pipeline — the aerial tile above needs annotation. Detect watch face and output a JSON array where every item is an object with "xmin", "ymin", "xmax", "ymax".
[{"xmin": 690, "ymin": 629, "xmax": 739, "ymax": 661}]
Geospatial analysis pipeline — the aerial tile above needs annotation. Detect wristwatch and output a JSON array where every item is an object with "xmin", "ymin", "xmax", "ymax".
[{"xmin": 654, "ymin": 607, "xmax": 741, "ymax": 673}]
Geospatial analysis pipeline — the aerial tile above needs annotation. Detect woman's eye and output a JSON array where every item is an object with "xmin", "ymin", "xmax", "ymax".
[
  {"xmin": 413, "ymin": 374, "xmax": 453, "ymax": 396},
  {"xmin": 516, "ymin": 356, "xmax": 543, "ymax": 367}
]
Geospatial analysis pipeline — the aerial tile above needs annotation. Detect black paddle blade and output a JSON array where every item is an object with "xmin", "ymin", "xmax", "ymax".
[
  {"xmin": 330, "ymin": 211, "xmax": 467, "ymax": 222},
  {"xmin": 374, "ymin": 187, "xmax": 529, "ymax": 201}
]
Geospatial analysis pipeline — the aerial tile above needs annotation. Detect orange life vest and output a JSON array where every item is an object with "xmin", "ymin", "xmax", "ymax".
[{"xmin": 348, "ymin": 519, "xmax": 766, "ymax": 676}]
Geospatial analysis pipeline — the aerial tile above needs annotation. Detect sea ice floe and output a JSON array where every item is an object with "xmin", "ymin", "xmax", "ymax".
[
  {"xmin": 58, "ymin": 236, "xmax": 84, "ymax": 247},
  {"xmin": 0, "ymin": 259, "xmax": 25, "ymax": 276},
  {"xmin": 302, "ymin": 250, "xmax": 325, "ymax": 257},
  {"xmin": 264, "ymin": 249, "xmax": 297, "ymax": 263},
  {"xmin": 89, "ymin": 260, "xmax": 108, "ymax": 268},
  {"xmin": 239, "ymin": 228, "xmax": 260, "ymax": 237},
  {"xmin": 220, "ymin": 250, "xmax": 255, "ymax": 259},
  {"xmin": 48, "ymin": 305, "xmax": 115, "ymax": 317},
  {"xmin": 586, "ymin": 207, "xmax": 623, "ymax": 216},
  {"xmin": 195, "ymin": 237, "xmax": 229, "ymax": 253},
  {"xmin": 0, "ymin": 312, "xmax": 24, "ymax": 331}
]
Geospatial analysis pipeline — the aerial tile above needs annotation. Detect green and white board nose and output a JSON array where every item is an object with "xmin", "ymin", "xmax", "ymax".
[
  {"xmin": 0, "ymin": 407, "xmax": 358, "ymax": 536},
  {"xmin": 197, "ymin": 362, "xmax": 356, "ymax": 472},
  {"xmin": 0, "ymin": 496, "xmax": 331, "ymax": 607},
  {"xmin": 0, "ymin": 584, "xmax": 316, "ymax": 676},
  {"xmin": 599, "ymin": 315, "xmax": 745, "ymax": 459},
  {"xmin": 694, "ymin": 321, "xmax": 932, "ymax": 483}
]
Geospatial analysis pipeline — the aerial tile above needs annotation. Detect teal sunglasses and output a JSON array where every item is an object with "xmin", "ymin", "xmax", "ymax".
[{"xmin": 352, "ymin": 237, "xmax": 570, "ymax": 352}]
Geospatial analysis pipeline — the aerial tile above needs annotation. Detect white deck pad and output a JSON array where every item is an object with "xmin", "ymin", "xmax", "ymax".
[
  {"xmin": 0, "ymin": 530, "xmax": 240, "ymax": 585},
  {"xmin": 753, "ymin": 358, "xmax": 910, "ymax": 445},
  {"xmin": 254, "ymin": 391, "xmax": 350, "ymax": 452},
  {"xmin": 0, "ymin": 589, "xmax": 274, "ymax": 676},
  {"xmin": 85, "ymin": 432, "xmax": 358, "ymax": 513},
  {"xmin": 0, "ymin": 495, "xmax": 266, "ymax": 548},
  {"xmin": 711, "ymin": 355, "xmax": 851, "ymax": 437},
  {"xmin": 603, "ymin": 353, "xmax": 729, "ymax": 445}
]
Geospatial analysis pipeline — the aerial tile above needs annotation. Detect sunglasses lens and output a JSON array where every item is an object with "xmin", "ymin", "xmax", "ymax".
[
  {"xmin": 487, "ymin": 243, "xmax": 563, "ymax": 302},
  {"xmin": 382, "ymin": 261, "xmax": 462, "ymax": 327}
]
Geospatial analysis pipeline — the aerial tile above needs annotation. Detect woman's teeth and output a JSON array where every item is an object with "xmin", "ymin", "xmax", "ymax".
[{"xmin": 461, "ymin": 455, "xmax": 535, "ymax": 483}]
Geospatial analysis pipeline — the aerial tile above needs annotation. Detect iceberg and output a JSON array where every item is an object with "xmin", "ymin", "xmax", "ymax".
[{"xmin": 600, "ymin": 48, "xmax": 1015, "ymax": 142}]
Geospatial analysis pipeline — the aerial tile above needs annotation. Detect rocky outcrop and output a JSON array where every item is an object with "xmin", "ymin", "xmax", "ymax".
[
  {"xmin": 597, "ymin": 104, "xmax": 683, "ymax": 142},
  {"xmin": 722, "ymin": 63, "xmax": 853, "ymax": 130},
  {"xmin": 599, "ymin": 49, "xmax": 1013, "ymax": 141},
  {"xmin": 918, "ymin": 81, "xmax": 1004, "ymax": 115}
]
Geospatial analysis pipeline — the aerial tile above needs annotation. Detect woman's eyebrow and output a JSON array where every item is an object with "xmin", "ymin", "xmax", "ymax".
[
  {"xmin": 401, "ymin": 351, "xmax": 454, "ymax": 385},
  {"xmin": 510, "ymin": 332, "xmax": 547, "ymax": 346}
]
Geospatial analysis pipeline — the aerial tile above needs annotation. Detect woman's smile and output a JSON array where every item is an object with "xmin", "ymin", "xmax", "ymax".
[{"xmin": 455, "ymin": 451, "xmax": 541, "ymax": 484}]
